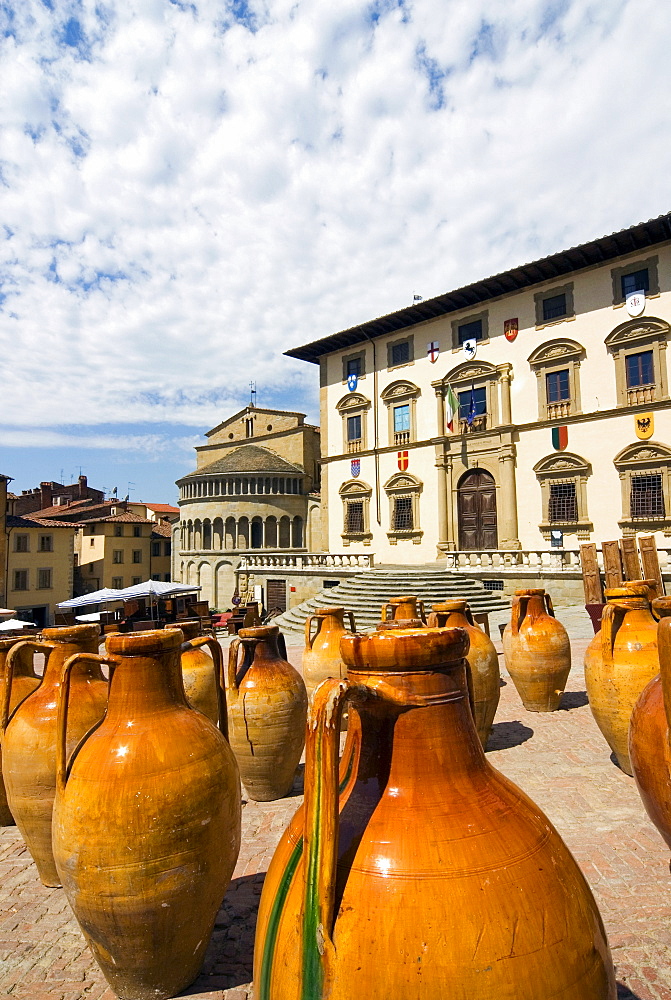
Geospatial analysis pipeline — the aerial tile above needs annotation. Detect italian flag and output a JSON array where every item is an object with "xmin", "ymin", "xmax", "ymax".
[{"xmin": 445, "ymin": 385, "xmax": 459, "ymax": 432}]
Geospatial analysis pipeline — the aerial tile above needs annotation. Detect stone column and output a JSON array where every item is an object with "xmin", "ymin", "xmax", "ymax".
[
  {"xmin": 498, "ymin": 443, "xmax": 521, "ymax": 549},
  {"xmin": 497, "ymin": 363, "xmax": 513, "ymax": 425},
  {"xmin": 434, "ymin": 445, "xmax": 448, "ymax": 546},
  {"xmin": 435, "ymin": 386, "xmax": 445, "ymax": 436},
  {"xmin": 443, "ymin": 454, "xmax": 456, "ymax": 550}
]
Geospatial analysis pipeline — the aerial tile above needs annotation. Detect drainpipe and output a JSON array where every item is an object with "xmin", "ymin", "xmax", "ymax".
[{"xmin": 362, "ymin": 329, "xmax": 381, "ymax": 525}]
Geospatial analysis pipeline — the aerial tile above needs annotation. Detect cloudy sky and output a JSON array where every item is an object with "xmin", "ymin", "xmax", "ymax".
[{"xmin": 1, "ymin": 0, "xmax": 670, "ymax": 502}]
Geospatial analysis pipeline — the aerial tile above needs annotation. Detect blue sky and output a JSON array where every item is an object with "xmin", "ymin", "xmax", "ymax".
[{"xmin": 1, "ymin": 0, "xmax": 671, "ymax": 503}]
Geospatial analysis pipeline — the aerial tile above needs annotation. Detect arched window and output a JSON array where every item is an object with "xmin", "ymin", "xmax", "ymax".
[
  {"xmin": 237, "ymin": 517, "xmax": 249, "ymax": 549},
  {"xmin": 213, "ymin": 517, "xmax": 223, "ymax": 550},
  {"xmin": 527, "ymin": 339, "xmax": 585, "ymax": 420},
  {"xmin": 380, "ymin": 380, "xmax": 421, "ymax": 447},
  {"xmin": 202, "ymin": 520, "xmax": 212, "ymax": 549},
  {"xmin": 265, "ymin": 516, "xmax": 277, "ymax": 548},
  {"xmin": 336, "ymin": 392, "xmax": 371, "ymax": 453},
  {"xmin": 279, "ymin": 516, "xmax": 291, "ymax": 548},
  {"xmin": 605, "ymin": 317, "xmax": 669, "ymax": 407},
  {"xmin": 292, "ymin": 516, "xmax": 304, "ymax": 548},
  {"xmin": 225, "ymin": 517, "xmax": 236, "ymax": 550},
  {"xmin": 251, "ymin": 518, "xmax": 263, "ymax": 549}
]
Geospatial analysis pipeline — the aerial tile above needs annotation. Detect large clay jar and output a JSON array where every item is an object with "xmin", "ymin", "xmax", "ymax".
[
  {"xmin": 381, "ymin": 595, "xmax": 426, "ymax": 623},
  {"xmin": 52, "ymin": 628, "xmax": 241, "ymax": 1000},
  {"xmin": 227, "ymin": 625, "xmax": 308, "ymax": 801},
  {"xmin": 1, "ymin": 624, "xmax": 107, "ymax": 886},
  {"xmin": 0, "ymin": 638, "xmax": 41, "ymax": 826},
  {"xmin": 502, "ymin": 589, "xmax": 570, "ymax": 712},
  {"xmin": 629, "ymin": 615, "xmax": 671, "ymax": 849},
  {"xmin": 584, "ymin": 583, "xmax": 659, "ymax": 776},
  {"xmin": 428, "ymin": 599, "xmax": 500, "ymax": 747},
  {"xmin": 303, "ymin": 607, "xmax": 356, "ymax": 702},
  {"xmin": 178, "ymin": 621, "xmax": 220, "ymax": 724},
  {"xmin": 254, "ymin": 626, "xmax": 616, "ymax": 1000}
]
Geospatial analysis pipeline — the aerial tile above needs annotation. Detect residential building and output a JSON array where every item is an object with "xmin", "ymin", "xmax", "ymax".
[
  {"xmin": 174, "ymin": 406, "xmax": 322, "ymax": 609},
  {"xmin": 128, "ymin": 502, "xmax": 180, "ymax": 524},
  {"xmin": 6, "ymin": 515, "xmax": 76, "ymax": 625},
  {"xmin": 74, "ymin": 512, "xmax": 155, "ymax": 594},
  {"xmin": 10, "ymin": 476, "xmax": 104, "ymax": 516},
  {"xmin": 285, "ymin": 213, "xmax": 671, "ymax": 576},
  {"xmin": 0, "ymin": 473, "xmax": 12, "ymax": 607},
  {"xmin": 150, "ymin": 521, "xmax": 173, "ymax": 583}
]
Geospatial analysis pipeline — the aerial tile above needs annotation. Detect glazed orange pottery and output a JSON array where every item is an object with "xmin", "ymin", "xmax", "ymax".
[
  {"xmin": 427, "ymin": 600, "xmax": 500, "ymax": 747},
  {"xmin": 502, "ymin": 588, "xmax": 570, "ymax": 712},
  {"xmin": 228, "ymin": 625, "xmax": 307, "ymax": 801},
  {"xmin": 380, "ymin": 595, "xmax": 426, "ymax": 623},
  {"xmin": 0, "ymin": 638, "xmax": 41, "ymax": 826},
  {"xmin": 178, "ymin": 621, "xmax": 220, "ymax": 724},
  {"xmin": 52, "ymin": 628, "xmax": 241, "ymax": 1000},
  {"xmin": 1, "ymin": 624, "xmax": 106, "ymax": 886},
  {"xmin": 303, "ymin": 607, "xmax": 356, "ymax": 701},
  {"xmin": 584, "ymin": 584, "xmax": 659, "ymax": 776},
  {"xmin": 629, "ymin": 617, "xmax": 671, "ymax": 848},
  {"xmin": 254, "ymin": 625, "xmax": 615, "ymax": 1000}
]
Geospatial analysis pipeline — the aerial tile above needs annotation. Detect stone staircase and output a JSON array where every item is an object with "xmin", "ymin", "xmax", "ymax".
[{"xmin": 272, "ymin": 564, "xmax": 510, "ymax": 638}]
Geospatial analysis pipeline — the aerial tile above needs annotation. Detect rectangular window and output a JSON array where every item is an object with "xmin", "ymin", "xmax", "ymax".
[
  {"xmin": 347, "ymin": 356, "xmax": 362, "ymax": 377},
  {"xmin": 631, "ymin": 474, "xmax": 665, "ymax": 518},
  {"xmin": 392, "ymin": 496, "xmax": 414, "ymax": 530},
  {"xmin": 113, "ymin": 550, "xmax": 123, "ymax": 564},
  {"xmin": 14, "ymin": 535, "xmax": 29, "ymax": 553},
  {"xmin": 90, "ymin": 537, "xmax": 95, "ymax": 546},
  {"xmin": 546, "ymin": 369, "xmax": 570, "ymax": 403},
  {"xmin": 393, "ymin": 404, "xmax": 410, "ymax": 433},
  {"xmin": 346, "ymin": 501, "xmax": 364, "ymax": 533},
  {"xmin": 39, "ymin": 535, "xmax": 53, "ymax": 552},
  {"xmin": 114, "ymin": 525, "xmax": 123, "ymax": 537},
  {"xmin": 621, "ymin": 268, "xmax": 649, "ymax": 299},
  {"xmin": 37, "ymin": 568, "xmax": 52, "ymax": 589},
  {"xmin": 164, "ymin": 541, "xmax": 171, "ymax": 556},
  {"xmin": 457, "ymin": 319, "xmax": 483, "ymax": 345},
  {"xmin": 390, "ymin": 340, "xmax": 410, "ymax": 366},
  {"xmin": 548, "ymin": 483, "xmax": 578, "ymax": 522},
  {"xmin": 151, "ymin": 541, "xmax": 161, "ymax": 557},
  {"xmin": 458, "ymin": 387, "xmax": 487, "ymax": 419},
  {"xmin": 164, "ymin": 574, "xmax": 171, "ymax": 582},
  {"xmin": 152, "ymin": 573, "xmax": 160, "ymax": 581},
  {"xmin": 112, "ymin": 576, "xmax": 123, "ymax": 589},
  {"xmin": 133, "ymin": 526, "xmax": 142, "ymax": 537},
  {"xmin": 132, "ymin": 549, "xmax": 142, "ymax": 564},
  {"xmin": 347, "ymin": 414, "xmax": 362, "ymax": 441},
  {"xmin": 13, "ymin": 570, "xmax": 28, "ymax": 591},
  {"xmin": 542, "ymin": 293, "xmax": 567, "ymax": 322},
  {"xmin": 132, "ymin": 576, "xmax": 142, "ymax": 585},
  {"xmin": 626, "ymin": 350, "xmax": 654, "ymax": 388}
]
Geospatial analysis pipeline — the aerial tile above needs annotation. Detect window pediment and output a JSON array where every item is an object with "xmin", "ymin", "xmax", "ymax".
[
  {"xmin": 383, "ymin": 472, "xmax": 423, "ymax": 492},
  {"xmin": 533, "ymin": 452, "xmax": 591, "ymax": 478},
  {"xmin": 438, "ymin": 360, "xmax": 499, "ymax": 387},
  {"xmin": 527, "ymin": 339, "xmax": 585, "ymax": 367},
  {"xmin": 380, "ymin": 380, "xmax": 420, "ymax": 402},
  {"xmin": 614, "ymin": 441, "xmax": 671, "ymax": 468},
  {"xmin": 336, "ymin": 392, "xmax": 371, "ymax": 412},
  {"xmin": 605, "ymin": 317, "xmax": 670, "ymax": 351},
  {"xmin": 339, "ymin": 479, "xmax": 372, "ymax": 497}
]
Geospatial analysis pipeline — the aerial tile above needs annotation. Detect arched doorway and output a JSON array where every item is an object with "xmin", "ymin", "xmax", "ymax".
[{"xmin": 457, "ymin": 469, "xmax": 498, "ymax": 549}]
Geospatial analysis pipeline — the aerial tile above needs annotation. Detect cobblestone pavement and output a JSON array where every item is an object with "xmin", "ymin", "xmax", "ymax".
[{"xmin": 1, "ymin": 609, "xmax": 671, "ymax": 999}]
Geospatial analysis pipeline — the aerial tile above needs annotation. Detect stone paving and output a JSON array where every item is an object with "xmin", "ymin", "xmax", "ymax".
[{"xmin": 1, "ymin": 607, "xmax": 671, "ymax": 998}]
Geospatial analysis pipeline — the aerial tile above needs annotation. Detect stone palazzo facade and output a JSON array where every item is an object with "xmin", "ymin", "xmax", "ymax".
[
  {"xmin": 286, "ymin": 213, "xmax": 671, "ymax": 568},
  {"xmin": 174, "ymin": 407, "xmax": 322, "ymax": 609}
]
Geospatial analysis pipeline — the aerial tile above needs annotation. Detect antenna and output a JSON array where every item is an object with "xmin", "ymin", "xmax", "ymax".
[
  {"xmin": 249, "ymin": 381, "xmax": 256, "ymax": 407},
  {"xmin": 127, "ymin": 481, "xmax": 135, "ymax": 498}
]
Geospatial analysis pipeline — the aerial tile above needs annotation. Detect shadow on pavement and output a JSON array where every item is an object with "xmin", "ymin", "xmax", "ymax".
[
  {"xmin": 486, "ymin": 720, "xmax": 534, "ymax": 752},
  {"xmin": 559, "ymin": 690, "xmax": 589, "ymax": 710}
]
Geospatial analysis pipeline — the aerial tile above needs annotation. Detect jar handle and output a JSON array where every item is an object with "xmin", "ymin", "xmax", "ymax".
[
  {"xmin": 464, "ymin": 605, "xmax": 476, "ymax": 627},
  {"xmin": 658, "ymin": 619, "xmax": 671, "ymax": 736},
  {"xmin": 304, "ymin": 614, "xmax": 318, "ymax": 650},
  {"xmin": 600, "ymin": 603, "xmax": 626, "ymax": 669},
  {"xmin": 380, "ymin": 602, "xmax": 391, "ymax": 621},
  {"xmin": 418, "ymin": 600, "xmax": 426, "ymax": 623},
  {"xmin": 545, "ymin": 593, "xmax": 556, "ymax": 618},
  {"xmin": 510, "ymin": 595, "xmax": 523, "ymax": 636},
  {"xmin": 182, "ymin": 636, "xmax": 229, "ymax": 741},
  {"xmin": 302, "ymin": 676, "xmax": 351, "ymax": 997},
  {"xmin": 227, "ymin": 638, "xmax": 242, "ymax": 695},
  {"xmin": 56, "ymin": 653, "xmax": 115, "ymax": 794},
  {"xmin": 1, "ymin": 640, "xmax": 54, "ymax": 736},
  {"xmin": 346, "ymin": 611, "xmax": 356, "ymax": 634}
]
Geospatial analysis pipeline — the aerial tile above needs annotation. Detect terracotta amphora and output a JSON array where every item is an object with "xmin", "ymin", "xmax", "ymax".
[
  {"xmin": 228, "ymin": 625, "xmax": 308, "ymax": 801},
  {"xmin": 179, "ymin": 620, "xmax": 220, "ymax": 724},
  {"xmin": 651, "ymin": 595, "xmax": 671, "ymax": 621},
  {"xmin": 427, "ymin": 599, "xmax": 500, "ymax": 747},
  {"xmin": 303, "ymin": 607, "xmax": 356, "ymax": 702},
  {"xmin": 380, "ymin": 595, "xmax": 426, "ymax": 623},
  {"xmin": 0, "ymin": 638, "xmax": 41, "ymax": 826},
  {"xmin": 52, "ymin": 628, "xmax": 241, "ymax": 1000},
  {"xmin": 502, "ymin": 588, "xmax": 570, "ymax": 711},
  {"xmin": 1, "ymin": 624, "xmax": 106, "ymax": 886},
  {"xmin": 254, "ymin": 625, "xmax": 616, "ymax": 1000},
  {"xmin": 584, "ymin": 583, "xmax": 659, "ymax": 775}
]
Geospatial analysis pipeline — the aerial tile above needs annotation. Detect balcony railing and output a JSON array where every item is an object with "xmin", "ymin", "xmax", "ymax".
[
  {"xmin": 347, "ymin": 440, "xmax": 362, "ymax": 453},
  {"xmin": 547, "ymin": 400, "xmax": 571, "ymax": 420},
  {"xmin": 627, "ymin": 385, "xmax": 655, "ymax": 405},
  {"xmin": 394, "ymin": 430, "xmax": 410, "ymax": 446},
  {"xmin": 459, "ymin": 415, "xmax": 487, "ymax": 434}
]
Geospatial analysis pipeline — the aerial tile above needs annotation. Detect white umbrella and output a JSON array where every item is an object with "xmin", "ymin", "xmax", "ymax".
[
  {"xmin": 115, "ymin": 581, "xmax": 201, "ymax": 600},
  {"xmin": 75, "ymin": 612, "xmax": 102, "ymax": 622},
  {"xmin": 58, "ymin": 588, "xmax": 123, "ymax": 609},
  {"xmin": 0, "ymin": 618, "xmax": 32, "ymax": 631}
]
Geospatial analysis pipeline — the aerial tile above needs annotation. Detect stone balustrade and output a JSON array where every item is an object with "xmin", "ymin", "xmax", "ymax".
[
  {"xmin": 442, "ymin": 547, "xmax": 671, "ymax": 575},
  {"xmin": 237, "ymin": 552, "xmax": 375, "ymax": 571}
]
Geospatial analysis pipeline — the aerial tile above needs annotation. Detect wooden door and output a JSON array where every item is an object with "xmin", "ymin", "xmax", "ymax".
[
  {"xmin": 267, "ymin": 579, "xmax": 287, "ymax": 613},
  {"xmin": 457, "ymin": 470, "xmax": 498, "ymax": 549}
]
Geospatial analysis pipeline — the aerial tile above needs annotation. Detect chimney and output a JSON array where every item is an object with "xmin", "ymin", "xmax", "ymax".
[
  {"xmin": 40, "ymin": 482, "xmax": 53, "ymax": 509},
  {"xmin": 78, "ymin": 475, "xmax": 87, "ymax": 499}
]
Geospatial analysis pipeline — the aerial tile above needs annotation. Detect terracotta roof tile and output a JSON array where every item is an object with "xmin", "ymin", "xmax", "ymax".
[
  {"xmin": 151, "ymin": 522, "xmax": 173, "ymax": 538},
  {"xmin": 178, "ymin": 444, "xmax": 304, "ymax": 480},
  {"xmin": 7, "ymin": 515, "xmax": 75, "ymax": 529}
]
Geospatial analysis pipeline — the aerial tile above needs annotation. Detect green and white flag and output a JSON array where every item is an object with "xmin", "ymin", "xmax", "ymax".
[{"xmin": 445, "ymin": 385, "xmax": 459, "ymax": 432}]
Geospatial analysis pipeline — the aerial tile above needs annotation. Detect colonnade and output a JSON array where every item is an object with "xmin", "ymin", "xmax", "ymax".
[
  {"xmin": 180, "ymin": 476, "xmax": 302, "ymax": 500},
  {"xmin": 180, "ymin": 515, "xmax": 304, "ymax": 551}
]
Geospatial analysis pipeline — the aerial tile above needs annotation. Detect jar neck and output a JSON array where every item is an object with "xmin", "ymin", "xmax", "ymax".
[
  {"xmin": 106, "ymin": 647, "xmax": 187, "ymax": 720},
  {"xmin": 42, "ymin": 639, "xmax": 104, "ymax": 682}
]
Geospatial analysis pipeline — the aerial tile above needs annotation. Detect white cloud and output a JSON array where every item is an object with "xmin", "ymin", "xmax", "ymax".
[{"xmin": 0, "ymin": 0, "xmax": 670, "ymax": 437}]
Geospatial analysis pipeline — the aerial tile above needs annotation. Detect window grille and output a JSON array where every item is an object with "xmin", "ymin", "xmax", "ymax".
[
  {"xmin": 346, "ymin": 501, "xmax": 364, "ymax": 533},
  {"xmin": 548, "ymin": 482, "xmax": 578, "ymax": 522},
  {"xmin": 483, "ymin": 580, "xmax": 504, "ymax": 591},
  {"xmin": 392, "ymin": 496, "xmax": 414, "ymax": 530},
  {"xmin": 542, "ymin": 294, "xmax": 567, "ymax": 322},
  {"xmin": 630, "ymin": 474, "xmax": 665, "ymax": 518}
]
